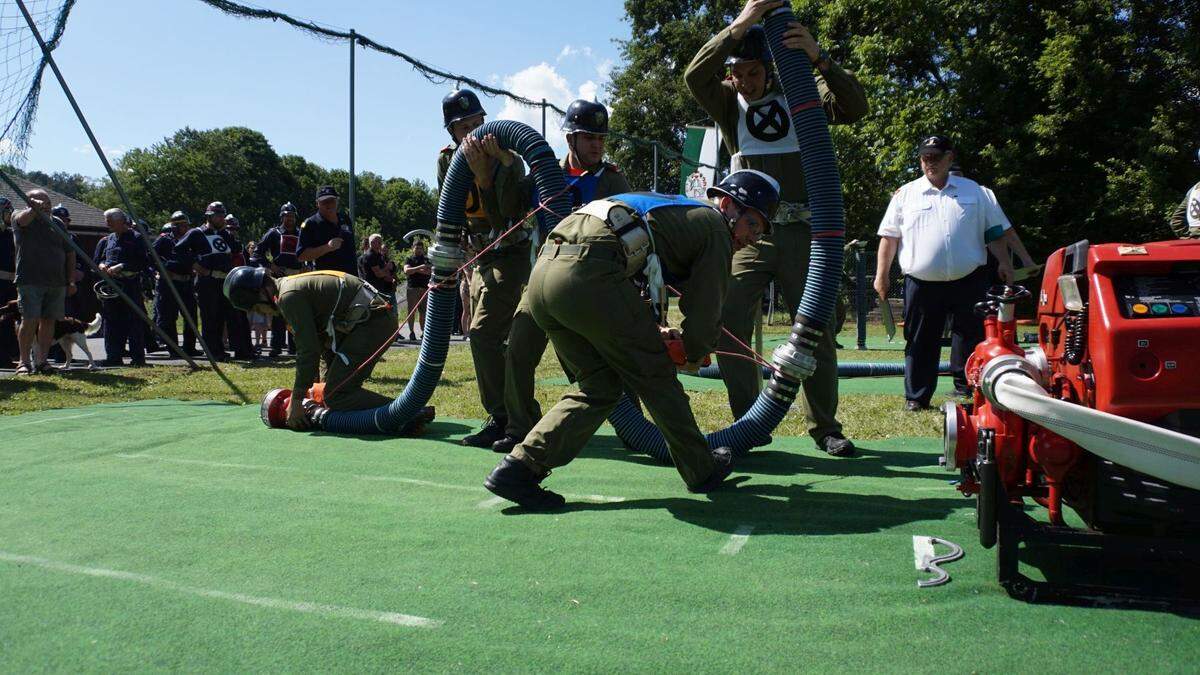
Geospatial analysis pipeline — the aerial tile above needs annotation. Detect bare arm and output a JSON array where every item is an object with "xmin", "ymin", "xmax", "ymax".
[
  {"xmin": 874, "ymin": 236, "xmax": 898, "ymax": 298},
  {"xmin": 1003, "ymin": 228, "xmax": 1035, "ymax": 267}
]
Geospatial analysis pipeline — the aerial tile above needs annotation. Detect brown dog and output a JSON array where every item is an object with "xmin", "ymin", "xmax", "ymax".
[{"xmin": 0, "ymin": 299, "xmax": 100, "ymax": 370}]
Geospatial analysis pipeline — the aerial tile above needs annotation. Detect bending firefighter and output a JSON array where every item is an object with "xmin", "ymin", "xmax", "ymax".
[
  {"xmin": 685, "ymin": 0, "xmax": 869, "ymax": 457},
  {"xmin": 495, "ymin": 99, "xmax": 632, "ymax": 454},
  {"xmin": 484, "ymin": 170, "xmax": 780, "ymax": 511},
  {"xmin": 223, "ymin": 267, "xmax": 398, "ymax": 430}
]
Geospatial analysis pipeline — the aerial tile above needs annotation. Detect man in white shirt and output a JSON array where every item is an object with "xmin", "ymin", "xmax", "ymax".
[{"xmin": 874, "ymin": 135, "xmax": 1014, "ymax": 411}]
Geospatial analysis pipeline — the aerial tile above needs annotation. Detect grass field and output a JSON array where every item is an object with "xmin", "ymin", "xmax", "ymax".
[{"xmin": 2, "ymin": 327, "xmax": 1197, "ymax": 671}]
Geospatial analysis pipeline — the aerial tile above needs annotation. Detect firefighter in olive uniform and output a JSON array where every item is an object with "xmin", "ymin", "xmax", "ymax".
[
  {"xmin": 437, "ymin": 88, "xmax": 531, "ymax": 448},
  {"xmin": 685, "ymin": 1, "xmax": 868, "ymax": 456},
  {"xmin": 224, "ymin": 266, "xmax": 398, "ymax": 429},
  {"xmin": 483, "ymin": 170, "xmax": 779, "ymax": 510},
  {"xmin": 494, "ymin": 99, "xmax": 633, "ymax": 454},
  {"xmin": 1169, "ymin": 150, "xmax": 1200, "ymax": 240}
]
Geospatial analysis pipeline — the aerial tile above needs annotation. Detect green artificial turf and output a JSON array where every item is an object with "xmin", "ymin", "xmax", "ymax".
[
  {"xmin": 539, "ymin": 373, "xmax": 958, "ymax": 396},
  {"xmin": 1, "ymin": 400, "xmax": 1196, "ymax": 672}
]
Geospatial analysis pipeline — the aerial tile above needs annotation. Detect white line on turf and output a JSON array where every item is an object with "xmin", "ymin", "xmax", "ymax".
[
  {"xmin": 0, "ymin": 412, "xmax": 98, "ymax": 429},
  {"xmin": 912, "ymin": 535, "xmax": 936, "ymax": 570},
  {"xmin": 476, "ymin": 496, "xmax": 507, "ymax": 509},
  {"xmin": 113, "ymin": 453, "xmax": 626, "ymax": 504},
  {"xmin": 720, "ymin": 525, "xmax": 754, "ymax": 555},
  {"xmin": 0, "ymin": 551, "xmax": 440, "ymax": 628}
]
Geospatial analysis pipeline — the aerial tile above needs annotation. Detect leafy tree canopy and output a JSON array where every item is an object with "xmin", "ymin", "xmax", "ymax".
[{"xmin": 609, "ymin": 0, "xmax": 1200, "ymax": 252}]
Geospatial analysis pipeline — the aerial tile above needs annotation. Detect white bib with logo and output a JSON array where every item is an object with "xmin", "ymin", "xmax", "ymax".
[
  {"xmin": 205, "ymin": 233, "xmax": 230, "ymax": 254},
  {"xmin": 733, "ymin": 92, "xmax": 800, "ymax": 162}
]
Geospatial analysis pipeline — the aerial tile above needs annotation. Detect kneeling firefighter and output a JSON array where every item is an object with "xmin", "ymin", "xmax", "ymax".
[
  {"xmin": 484, "ymin": 170, "xmax": 780, "ymax": 510},
  {"xmin": 224, "ymin": 266, "xmax": 401, "ymax": 430}
]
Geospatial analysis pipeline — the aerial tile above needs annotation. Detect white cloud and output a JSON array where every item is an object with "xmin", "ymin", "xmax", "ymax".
[
  {"xmin": 73, "ymin": 144, "xmax": 127, "ymax": 158},
  {"xmin": 496, "ymin": 62, "xmax": 588, "ymax": 155},
  {"xmin": 595, "ymin": 58, "xmax": 614, "ymax": 82},
  {"xmin": 557, "ymin": 45, "xmax": 594, "ymax": 62}
]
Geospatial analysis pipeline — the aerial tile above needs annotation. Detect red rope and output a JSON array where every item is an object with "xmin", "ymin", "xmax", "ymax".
[
  {"xmin": 322, "ymin": 179, "xmax": 576, "ymax": 397},
  {"xmin": 664, "ymin": 283, "xmax": 780, "ymax": 374}
]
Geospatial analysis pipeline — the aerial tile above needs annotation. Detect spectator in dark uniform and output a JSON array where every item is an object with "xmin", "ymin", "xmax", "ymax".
[
  {"xmin": 153, "ymin": 211, "xmax": 198, "ymax": 356},
  {"xmin": 298, "ymin": 185, "xmax": 357, "ymax": 275},
  {"xmin": 402, "ymin": 240, "xmax": 431, "ymax": 341},
  {"xmin": 174, "ymin": 201, "xmax": 251, "ymax": 361},
  {"xmin": 222, "ymin": 213, "xmax": 254, "ymax": 358},
  {"xmin": 360, "ymin": 233, "xmax": 398, "ymax": 315},
  {"xmin": 0, "ymin": 197, "xmax": 19, "ymax": 367},
  {"xmin": 95, "ymin": 208, "xmax": 148, "ymax": 367},
  {"xmin": 251, "ymin": 202, "xmax": 303, "ymax": 356}
]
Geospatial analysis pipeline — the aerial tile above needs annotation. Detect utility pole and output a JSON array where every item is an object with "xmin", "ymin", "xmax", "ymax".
[{"xmin": 349, "ymin": 29, "xmax": 357, "ymax": 224}]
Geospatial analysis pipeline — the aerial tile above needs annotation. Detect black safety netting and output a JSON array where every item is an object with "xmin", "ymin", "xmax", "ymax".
[{"xmin": 0, "ymin": 0, "xmax": 73, "ymax": 166}]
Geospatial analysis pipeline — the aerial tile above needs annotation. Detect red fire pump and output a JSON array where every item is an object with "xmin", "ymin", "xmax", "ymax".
[{"xmin": 943, "ymin": 239, "xmax": 1200, "ymax": 607}]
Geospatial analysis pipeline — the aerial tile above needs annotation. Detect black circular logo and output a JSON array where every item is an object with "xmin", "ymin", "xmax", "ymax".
[
  {"xmin": 746, "ymin": 100, "xmax": 790, "ymax": 142},
  {"xmin": 211, "ymin": 237, "xmax": 229, "ymax": 253}
]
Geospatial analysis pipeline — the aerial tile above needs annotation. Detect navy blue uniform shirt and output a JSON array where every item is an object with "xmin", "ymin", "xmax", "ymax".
[
  {"xmin": 253, "ymin": 225, "xmax": 303, "ymax": 271},
  {"xmin": 174, "ymin": 225, "xmax": 241, "ymax": 274},
  {"xmin": 100, "ymin": 229, "xmax": 148, "ymax": 273},
  {"xmin": 298, "ymin": 212, "xmax": 356, "ymax": 276}
]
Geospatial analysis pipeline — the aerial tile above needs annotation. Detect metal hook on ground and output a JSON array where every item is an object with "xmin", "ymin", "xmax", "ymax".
[{"xmin": 913, "ymin": 536, "xmax": 965, "ymax": 588}]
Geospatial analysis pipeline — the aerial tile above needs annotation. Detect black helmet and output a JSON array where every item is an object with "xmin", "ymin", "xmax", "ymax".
[
  {"xmin": 223, "ymin": 265, "xmax": 269, "ymax": 311},
  {"xmin": 51, "ymin": 203, "xmax": 70, "ymax": 219},
  {"xmin": 160, "ymin": 222, "xmax": 175, "ymax": 234},
  {"xmin": 707, "ymin": 169, "xmax": 781, "ymax": 230},
  {"xmin": 279, "ymin": 201, "xmax": 298, "ymax": 219},
  {"xmin": 224, "ymin": 214, "xmax": 240, "ymax": 229},
  {"xmin": 442, "ymin": 89, "xmax": 486, "ymax": 129},
  {"xmin": 726, "ymin": 26, "xmax": 772, "ymax": 66},
  {"xmin": 562, "ymin": 99, "xmax": 609, "ymax": 135},
  {"xmin": 205, "ymin": 201, "xmax": 227, "ymax": 216},
  {"xmin": 169, "ymin": 210, "xmax": 190, "ymax": 225}
]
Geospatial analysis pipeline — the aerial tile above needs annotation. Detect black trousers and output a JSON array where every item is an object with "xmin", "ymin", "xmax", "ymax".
[
  {"xmin": 155, "ymin": 279, "xmax": 197, "ymax": 353},
  {"xmin": 902, "ymin": 266, "xmax": 988, "ymax": 404},
  {"xmin": 101, "ymin": 279, "xmax": 145, "ymax": 365},
  {"xmin": 269, "ymin": 315, "xmax": 294, "ymax": 353},
  {"xmin": 196, "ymin": 276, "xmax": 251, "ymax": 359}
]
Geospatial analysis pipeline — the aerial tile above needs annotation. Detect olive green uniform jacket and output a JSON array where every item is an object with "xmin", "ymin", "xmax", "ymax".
[
  {"xmin": 437, "ymin": 144, "xmax": 531, "ymax": 420},
  {"xmin": 1169, "ymin": 183, "xmax": 1199, "ymax": 239},
  {"xmin": 277, "ymin": 271, "xmax": 398, "ymax": 412},
  {"xmin": 503, "ymin": 156, "xmax": 632, "ymax": 438},
  {"xmin": 511, "ymin": 203, "xmax": 731, "ymax": 490},
  {"xmin": 685, "ymin": 26, "xmax": 868, "ymax": 441}
]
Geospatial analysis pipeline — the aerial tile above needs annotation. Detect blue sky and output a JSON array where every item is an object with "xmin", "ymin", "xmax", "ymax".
[{"xmin": 20, "ymin": 0, "xmax": 631, "ymax": 187}]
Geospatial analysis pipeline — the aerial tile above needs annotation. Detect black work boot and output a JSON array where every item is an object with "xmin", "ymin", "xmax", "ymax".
[
  {"xmin": 484, "ymin": 456, "xmax": 565, "ymax": 511},
  {"xmin": 491, "ymin": 434, "xmax": 521, "ymax": 454},
  {"xmin": 818, "ymin": 432, "xmax": 857, "ymax": 457},
  {"xmin": 689, "ymin": 447, "xmax": 735, "ymax": 493},
  {"xmin": 462, "ymin": 417, "xmax": 507, "ymax": 448}
]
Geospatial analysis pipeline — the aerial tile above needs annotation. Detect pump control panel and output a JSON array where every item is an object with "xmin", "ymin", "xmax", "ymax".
[{"xmin": 1115, "ymin": 271, "xmax": 1200, "ymax": 319}]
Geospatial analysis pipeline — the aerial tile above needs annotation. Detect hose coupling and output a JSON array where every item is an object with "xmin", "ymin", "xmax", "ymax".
[
  {"xmin": 772, "ymin": 341, "xmax": 817, "ymax": 382},
  {"xmin": 979, "ymin": 354, "xmax": 1044, "ymax": 411}
]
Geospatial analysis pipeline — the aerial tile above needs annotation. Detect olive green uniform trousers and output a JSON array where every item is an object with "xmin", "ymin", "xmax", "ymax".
[
  {"xmin": 716, "ymin": 223, "xmax": 842, "ymax": 442},
  {"xmin": 511, "ymin": 244, "xmax": 716, "ymax": 489},
  {"xmin": 323, "ymin": 310, "xmax": 398, "ymax": 411},
  {"xmin": 469, "ymin": 240, "xmax": 532, "ymax": 419}
]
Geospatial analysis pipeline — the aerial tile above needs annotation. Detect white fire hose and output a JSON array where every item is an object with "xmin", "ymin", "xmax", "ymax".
[{"xmin": 981, "ymin": 355, "xmax": 1200, "ymax": 491}]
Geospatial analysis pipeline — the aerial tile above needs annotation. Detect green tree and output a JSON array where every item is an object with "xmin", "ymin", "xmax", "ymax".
[{"xmin": 612, "ymin": 0, "xmax": 1200, "ymax": 253}]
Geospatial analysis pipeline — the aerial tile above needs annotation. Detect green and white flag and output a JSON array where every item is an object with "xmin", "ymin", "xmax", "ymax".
[{"xmin": 680, "ymin": 125, "xmax": 720, "ymax": 198}]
